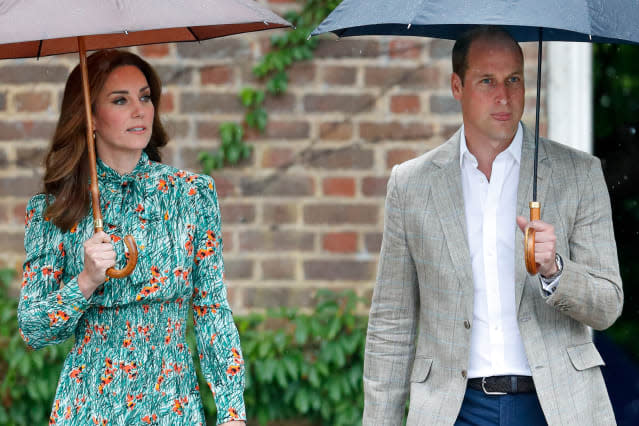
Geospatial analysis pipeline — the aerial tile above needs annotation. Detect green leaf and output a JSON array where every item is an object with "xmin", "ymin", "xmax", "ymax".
[
  {"xmin": 283, "ymin": 356, "xmax": 298, "ymax": 379},
  {"xmin": 294, "ymin": 317, "xmax": 309, "ymax": 344},
  {"xmin": 294, "ymin": 388, "xmax": 310, "ymax": 413},
  {"xmin": 240, "ymin": 88, "xmax": 256, "ymax": 107}
]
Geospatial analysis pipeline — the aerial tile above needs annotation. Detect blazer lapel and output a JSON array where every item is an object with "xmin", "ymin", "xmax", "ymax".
[
  {"xmin": 515, "ymin": 126, "xmax": 553, "ymax": 312},
  {"xmin": 430, "ymin": 131, "xmax": 474, "ymax": 319}
]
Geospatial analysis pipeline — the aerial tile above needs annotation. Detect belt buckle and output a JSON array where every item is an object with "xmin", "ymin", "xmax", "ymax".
[{"xmin": 481, "ymin": 377, "xmax": 507, "ymax": 396}]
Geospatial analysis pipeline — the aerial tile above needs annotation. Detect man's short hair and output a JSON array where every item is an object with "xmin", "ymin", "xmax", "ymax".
[{"xmin": 452, "ymin": 26, "xmax": 523, "ymax": 84}]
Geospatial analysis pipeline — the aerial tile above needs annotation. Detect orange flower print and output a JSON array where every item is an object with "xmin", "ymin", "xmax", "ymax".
[
  {"xmin": 126, "ymin": 394, "xmax": 136, "ymax": 410},
  {"xmin": 141, "ymin": 414, "xmax": 157, "ymax": 424},
  {"xmin": 188, "ymin": 187, "xmax": 197, "ymax": 196},
  {"xmin": 157, "ymin": 179, "xmax": 168, "ymax": 193},
  {"xmin": 69, "ymin": 365, "xmax": 85, "ymax": 383},
  {"xmin": 136, "ymin": 284, "xmax": 160, "ymax": 301},
  {"xmin": 57, "ymin": 242, "xmax": 65, "ymax": 257},
  {"xmin": 226, "ymin": 365, "xmax": 241, "ymax": 376},
  {"xmin": 135, "ymin": 204, "xmax": 145, "ymax": 213},
  {"xmin": 231, "ymin": 347, "xmax": 241, "ymax": 360},
  {"xmin": 154, "ymin": 375, "xmax": 164, "ymax": 391},
  {"xmin": 229, "ymin": 407, "xmax": 239, "ymax": 419},
  {"xmin": 25, "ymin": 208, "xmax": 35, "ymax": 226}
]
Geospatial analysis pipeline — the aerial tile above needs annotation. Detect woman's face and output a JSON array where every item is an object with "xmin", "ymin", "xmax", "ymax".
[{"xmin": 93, "ymin": 65, "xmax": 154, "ymax": 160}]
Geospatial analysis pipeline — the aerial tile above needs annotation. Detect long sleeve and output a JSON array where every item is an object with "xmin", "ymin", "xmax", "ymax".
[
  {"xmin": 18, "ymin": 195, "xmax": 91, "ymax": 350},
  {"xmin": 543, "ymin": 156, "xmax": 623, "ymax": 330},
  {"xmin": 190, "ymin": 176, "xmax": 246, "ymax": 425},
  {"xmin": 363, "ymin": 166, "xmax": 419, "ymax": 426}
]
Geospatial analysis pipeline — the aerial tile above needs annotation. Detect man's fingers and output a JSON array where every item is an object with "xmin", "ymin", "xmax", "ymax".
[{"xmin": 516, "ymin": 216, "xmax": 528, "ymax": 232}]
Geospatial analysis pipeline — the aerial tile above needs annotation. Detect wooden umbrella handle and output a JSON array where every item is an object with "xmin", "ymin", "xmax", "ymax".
[
  {"xmin": 78, "ymin": 36, "xmax": 138, "ymax": 279},
  {"xmin": 524, "ymin": 201, "xmax": 540, "ymax": 275},
  {"xmin": 105, "ymin": 235, "xmax": 138, "ymax": 279}
]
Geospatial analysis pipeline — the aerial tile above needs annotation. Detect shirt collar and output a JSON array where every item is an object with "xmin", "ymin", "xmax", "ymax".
[
  {"xmin": 459, "ymin": 122, "xmax": 523, "ymax": 168},
  {"xmin": 96, "ymin": 151, "xmax": 152, "ymax": 185}
]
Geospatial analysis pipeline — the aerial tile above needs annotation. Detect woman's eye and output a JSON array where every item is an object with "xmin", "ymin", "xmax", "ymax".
[
  {"xmin": 112, "ymin": 97, "xmax": 127, "ymax": 105},
  {"xmin": 140, "ymin": 95, "xmax": 152, "ymax": 102}
]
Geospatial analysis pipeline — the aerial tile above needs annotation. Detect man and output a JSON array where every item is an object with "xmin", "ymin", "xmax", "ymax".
[{"xmin": 363, "ymin": 26, "xmax": 623, "ymax": 425}]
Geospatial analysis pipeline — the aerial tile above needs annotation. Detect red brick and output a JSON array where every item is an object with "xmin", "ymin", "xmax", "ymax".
[
  {"xmin": 210, "ymin": 176, "xmax": 237, "ymax": 198},
  {"xmin": 0, "ymin": 148, "xmax": 8, "ymax": 168},
  {"xmin": 288, "ymin": 63, "xmax": 316, "ymax": 85},
  {"xmin": 0, "ymin": 121, "xmax": 56, "ymax": 141},
  {"xmin": 322, "ymin": 177, "xmax": 356, "ymax": 197},
  {"xmin": 365, "ymin": 233, "xmax": 383, "ymax": 253},
  {"xmin": 15, "ymin": 146, "xmax": 46, "ymax": 168},
  {"xmin": 139, "ymin": 44, "xmax": 170, "ymax": 58},
  {"xmin": 304, "ymin": 204, "xmax": 378, "ymax": 225},
  {"xmin": 390, "ymin": 95, "xmax": 420, "ymax": 114},
  {"xmin": 222, "ymin": 230, "xmax": 233, "ymax": 252},
  {"xmin": 0, "ymin": 91, "xmax": 6, "ymax": 111},
  {"xmin": 0, "ymin": 175, "xmax": 41, "ymax": 197},
  {"xmin": 319, "ymin": 122, "xmax": 353, "ymax": 140},
  {"xmin": 13, "ymin": 202, "xmax": 27, "ymax": 224},
  {"xmin": 430, "ymin": 95, "xmax": 461, "ymax": 114},
  {"xmin": 430, "ymin": 39, "xmax": 454, "ymax": 59},
  {"xmin": 201, "ymin": 66, "xmax": 233, "ymax": 85},
  {"xmin": 303, "ymin": 260, "xmax": 376, "ymax": 281},
  {"xmin": 263, "ymin": 121, "xmax": 309, "ymax": 139},
  {"xmin": 323, "ymin": 66, "xmax": 357, "ymax": 85},
  {"xmin": 323, "ymin": 232, "xmax": 358, "ymax": 253},
  {"xmin": 364, "ymin": 66, "xmax": 442, "ymax": 88},
  {"xmin": 0, "ymin": 65, "xmax": 69, "ymax": 84},
  {"xmin": 389, "ymin": 39, "xmax": 422, "ymax": 59},
  {"xmin": 13, "ymin": 92, "xmax": 51, "ymax": 112},
  {"xmin": 219, "ymin": 204, "xmax": 255, "ymax": 224},
  {"xmin": 387, "ymin": 149, "xmax": 418, "ymax": 168},
  {"xmin": 263, "ymin": 203, "xmax": 297, "ymax": 224},
  {"xmin": 263, "ymin": 94, "xmax": 296, "ymax": 112},
  {"xmin": 261, "ymin": 258, "xmax": 296, "ymax": 280},
  {"xmin": 240, "ymin": 175, "xmax": 314, "ymax": 197},
  {"xmin": 163, "ymin": 119, "xmax": 189, "ymax": 139},
  {"xmin": 261, "ymin": 147, "xmax": 295, "ymax": 168},
  {"xmin": 181, "ymin": 93, "xmax": 242, "ymax": 113},
  {"xmin": 239, "ymin": 230, "xmax": 314, "ymax": 251},
  {"xmin": 362, "ymin": 176, "xmax": 389, "ymax": 197},
  {"xmin": 244, "ymin": 287, "xmax": 314, "ymax": 309},
  {"xmin": 302, "ymin": 146, "xmax": 373, "ymax": 170},
  {"xmin": 360, "ymin": 121, "xmax": 434, "ymax": 141},
  {"xmin": 304, "ymin": 94, "xmax": 375, "ymax": 113},
  {"xmin": 0, "ymin": 231, "xmax": 24, "ymax": 253},
  {"xmin": 196, "ymin": 121, "xmax": 221, "ymax": 140},
  {"xmin": 315, "ymin": 40, "xmax": 380, "ymax": 58},
  {"xmin": 224, "ymin": 259, "xmax": 253, "ymax": 279},
  {"xmin": 159, "ymin": 92, "xmax": 174, "ymax": 113},
  {"xmin": 177, "ymin": 39, "xmax": 249, "ymax": 60}
]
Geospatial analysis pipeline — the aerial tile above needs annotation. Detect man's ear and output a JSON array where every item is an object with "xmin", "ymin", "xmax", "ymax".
[{"xmin": 451, "ymin": 72, "xmax": 463, "ymax": 100}]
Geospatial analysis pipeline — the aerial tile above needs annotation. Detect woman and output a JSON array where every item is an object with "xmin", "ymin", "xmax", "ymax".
[{"xmin": 17, "ymin": 50, "xmax": 245, "ymax": 426}]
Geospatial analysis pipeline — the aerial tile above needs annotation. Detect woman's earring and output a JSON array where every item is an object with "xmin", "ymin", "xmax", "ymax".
[{"xmin": 92, "ymin": 131, "xmax": 96, "ymax": 140}]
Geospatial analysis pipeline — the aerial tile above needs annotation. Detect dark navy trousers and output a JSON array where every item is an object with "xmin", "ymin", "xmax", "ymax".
[{"xmin": 455, "ymin": 387, "xmax": 547, "ymax": 426}]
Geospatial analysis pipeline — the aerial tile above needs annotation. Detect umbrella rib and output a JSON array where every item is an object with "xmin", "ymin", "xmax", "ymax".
[
  {"xmin": 187, "ymin": 27, "xmax": 201, "ymax": 42},
  {"xmin": 36, "ymin": 40, "xmax": 43, "ymax": 60}
]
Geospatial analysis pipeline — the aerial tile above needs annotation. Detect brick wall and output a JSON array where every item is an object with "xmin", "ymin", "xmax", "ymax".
[{"xmin": 0, "ymin": 2, "xmax": 547, "ymax": 312}]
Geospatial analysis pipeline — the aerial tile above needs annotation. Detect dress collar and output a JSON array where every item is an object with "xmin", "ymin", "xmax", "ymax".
[{"xmin": 96, "ymin": 151, "xmax": 152, "ymax": 185}]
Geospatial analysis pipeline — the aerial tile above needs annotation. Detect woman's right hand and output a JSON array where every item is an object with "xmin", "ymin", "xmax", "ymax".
[{"xmin": 77, "ymin": 231, "xmax": 116, "ymax": 300}]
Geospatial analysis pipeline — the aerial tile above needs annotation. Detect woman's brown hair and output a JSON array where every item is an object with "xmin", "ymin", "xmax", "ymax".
[{"xmin": 43, "ymin": 49, "xmax": 168, "ymax": 231}]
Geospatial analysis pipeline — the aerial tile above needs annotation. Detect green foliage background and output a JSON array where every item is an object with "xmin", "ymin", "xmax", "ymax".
[
  {"xmin": 593, "ymin": 44, "xmax": 639, "ymax": 360},
  {"xmin": 0, "ymin": 269, "xmax": 366, "ymax": 426}
]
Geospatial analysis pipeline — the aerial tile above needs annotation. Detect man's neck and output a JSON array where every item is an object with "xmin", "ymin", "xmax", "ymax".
[{"xmin": 464, "ymin": 133, "xmax": 515, "ymax": 181}]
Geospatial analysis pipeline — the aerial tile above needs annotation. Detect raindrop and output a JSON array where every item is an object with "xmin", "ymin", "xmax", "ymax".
[
  {"xmin": 630, "ymin": 127, "xmax": 636, "ymax": 135},
  {"xmin": 624, "ymin": 175, "xmax": 628, "ymax": 181},
  {"xmin": 124, "ymin": 29, "xmax": 129, "ymax": 35},
  {"xmin": 407, "ymin": 23, "xmax": 412, "ymax": 30}
]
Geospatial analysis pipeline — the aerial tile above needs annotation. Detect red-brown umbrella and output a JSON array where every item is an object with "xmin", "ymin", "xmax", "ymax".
[{"xmin": 0, "ymin": 0, "xmax": 292, "ymax": 278}]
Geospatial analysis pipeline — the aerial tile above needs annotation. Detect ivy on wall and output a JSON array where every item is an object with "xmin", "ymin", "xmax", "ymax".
[{"xmin": 199, "ymin": 0, "xmax": 342, "ymax": 173}]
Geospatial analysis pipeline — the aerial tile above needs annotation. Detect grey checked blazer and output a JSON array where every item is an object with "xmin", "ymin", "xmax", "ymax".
[{"xmin": 363, "ymin": 126, "xmax": 623, "ymax": 426}]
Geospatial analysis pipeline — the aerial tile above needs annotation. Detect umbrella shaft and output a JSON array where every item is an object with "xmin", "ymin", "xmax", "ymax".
[
  {"xmin": 77, "ymin": 37, "xmax": 103, "ymax": 232},
  {"xmin": 533, "ymin": 28, "xmax": 542, "ymax": 202}
]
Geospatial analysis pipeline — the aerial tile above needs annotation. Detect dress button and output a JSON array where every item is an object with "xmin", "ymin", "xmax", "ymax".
[
  {"xmin": 461, "ymin": 370, "xmax": 467, "ymax": 379},
  {"xmin": 464, "ymin": 320, "xmax": 471, "ymax": 329}
]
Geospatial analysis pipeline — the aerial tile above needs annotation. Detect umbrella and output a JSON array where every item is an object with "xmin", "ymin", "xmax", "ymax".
[
  {"xmin": 0, "ymin": 0, "xmax": 292, "ymax": 278},
  {"xmin": 311, "ymin": 0, "xmax": 639, "ymax": 274}
]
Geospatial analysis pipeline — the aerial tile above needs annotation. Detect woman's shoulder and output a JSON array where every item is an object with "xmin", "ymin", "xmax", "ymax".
[
  {"xmin": 25, "ymin": 193, "xmax": 50, "ymax": 219},
  {"xmin": 149, "ymin": 161, "xmax": 216, "ymax": 191}
]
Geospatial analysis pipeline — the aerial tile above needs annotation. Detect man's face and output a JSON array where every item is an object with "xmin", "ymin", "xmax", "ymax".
[{"xmin": 451, "ymin": 36, "xmax": 524, "ymax": 148}]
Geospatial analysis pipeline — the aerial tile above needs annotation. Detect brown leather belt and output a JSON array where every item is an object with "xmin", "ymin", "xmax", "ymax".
[{"xmin": 467, "ymin": 375, "xmax": 535, "ymax": 395}]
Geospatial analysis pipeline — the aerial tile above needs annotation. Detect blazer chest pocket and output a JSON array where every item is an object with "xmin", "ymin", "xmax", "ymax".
[
  {"xmin": 567, "ymin": 342, "xmax": 605, "ymax": 371},
  {"xmin": 410, "ymin": 357, "xmax": 433, "ymax": 383}
]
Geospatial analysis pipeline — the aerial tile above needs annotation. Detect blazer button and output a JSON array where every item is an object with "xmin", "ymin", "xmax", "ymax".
[
  {"xmin": 464, "ymin": 320, "xmax": 471, "ymax": 329},
  {"xmin": 461, "ymin": 370, "xmax": 467, "ymax": 379}
]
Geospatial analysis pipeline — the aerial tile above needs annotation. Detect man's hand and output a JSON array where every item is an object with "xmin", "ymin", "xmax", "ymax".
[{"xmin": 516, "ymin": 216, "xmax": 558, "ymax": 277}]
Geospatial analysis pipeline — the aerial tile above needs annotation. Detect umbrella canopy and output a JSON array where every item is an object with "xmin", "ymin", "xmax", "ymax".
[
  {"xmin": 0, "ymin": 0, "xmax": 292, "ymax": 278},
  {"xmin": 311, "ymin": 0, "xmax": 639, "ymax": 44},
  {"xmin": 0, "ymin": 0, "xmax": 291, "ymax": 59},
  {"xmin": 312, "ymin": 0, "xmax": 639, "ymax": 274}
]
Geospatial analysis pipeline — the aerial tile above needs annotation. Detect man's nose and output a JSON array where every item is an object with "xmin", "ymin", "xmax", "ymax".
[{"xmin": 495, "ymin": 83, "xmax": 508, "ymax": 105}]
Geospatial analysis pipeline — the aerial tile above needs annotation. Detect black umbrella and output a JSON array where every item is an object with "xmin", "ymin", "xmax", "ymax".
[{"xmin": 311, "ymin": 0, "xmax": 639, "ymax": 274}]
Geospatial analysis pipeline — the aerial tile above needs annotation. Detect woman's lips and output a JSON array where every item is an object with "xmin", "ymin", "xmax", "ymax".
[{"xmin": 127, "ymin": 126, "xmax": 147, "ymax": 134}]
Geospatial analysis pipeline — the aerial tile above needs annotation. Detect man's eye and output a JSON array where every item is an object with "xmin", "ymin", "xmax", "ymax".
[
  {"xmin": 509, "ymin": 76, "xmax": 521, "ymax": 83},
  {"xmin": 481, "ymin": 78, "xmax": 492, "ymax": 84}
]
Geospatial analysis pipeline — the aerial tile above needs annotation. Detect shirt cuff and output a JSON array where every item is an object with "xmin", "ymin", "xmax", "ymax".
[
  {"xmin": 538, "ymin": 254, "xmax": 563, "ymax": 295},
  {"xmin": 60, "ymin": 276, "xmax": 92, "ymax": 312}
]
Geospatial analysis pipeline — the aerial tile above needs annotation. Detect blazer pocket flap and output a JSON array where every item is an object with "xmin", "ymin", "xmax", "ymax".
[
  {"xmin": 567, "ymin": 342, "xmax": 605, "ymax": 371},
  {"xmin": 410, "ymin": 357, "xmax": 433, "ymax": 383}
]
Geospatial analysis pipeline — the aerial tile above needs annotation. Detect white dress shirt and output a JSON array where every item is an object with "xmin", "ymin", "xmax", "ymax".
[{"xmin": 460, "ymin": 123, "xmax": 532, "ymax": 378}]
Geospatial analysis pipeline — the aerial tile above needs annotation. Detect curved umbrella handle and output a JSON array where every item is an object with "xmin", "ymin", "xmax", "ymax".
[
  {"xmin": 524, "ymin": 201, "xmax": 540, "ymax": 275},
  {"xmin": 106, "ymin": 235, "xmax": 138, "ymax": 279}
]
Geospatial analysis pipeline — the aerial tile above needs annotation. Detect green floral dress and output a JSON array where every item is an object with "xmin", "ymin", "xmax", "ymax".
[{"xmin": 18, "ymin": 152, "xmax": 245, "ymax": 425}]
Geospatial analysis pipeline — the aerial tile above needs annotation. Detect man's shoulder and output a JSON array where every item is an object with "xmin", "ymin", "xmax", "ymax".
[
  {"xmin": 541, "ymin": 137, "xmax": 600, "ymax": 170},
  {"xmin": 392, "ymin": 131, "xmax": 460, "ymax": 181}
]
